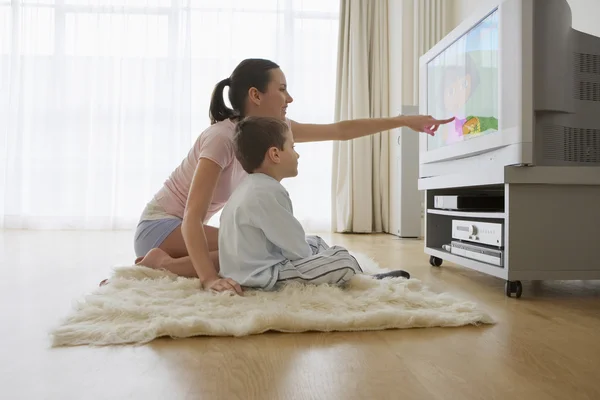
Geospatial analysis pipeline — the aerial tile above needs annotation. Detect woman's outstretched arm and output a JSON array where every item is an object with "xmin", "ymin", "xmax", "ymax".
[{"xmin": 291, "ymin": 115, "xmax": 454, "ymax": 143}]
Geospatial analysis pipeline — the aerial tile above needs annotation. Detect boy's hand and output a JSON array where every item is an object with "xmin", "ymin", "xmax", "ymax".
[{"xmin": 204, "ymin": 277, "xmax": 244, "ymax": 296}]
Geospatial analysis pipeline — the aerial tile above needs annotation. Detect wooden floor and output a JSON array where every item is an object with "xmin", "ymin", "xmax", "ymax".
[{"xmin": 1, "ymin": 229, "xmax": 599, "ymax": 400}]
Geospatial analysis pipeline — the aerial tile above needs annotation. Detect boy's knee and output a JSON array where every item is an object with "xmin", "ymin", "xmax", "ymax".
[
  {"xmin": 330, "ymin": 247, "xmax": 362, "ymax": 272},
  {"xmin": 307, "ymin": 235, "xmax": 330, "ymax": 253},
  {"xmin": 329, "ymin": 245, "xmax": 347, "ymax": 253},
  {"xmin": 312, "ymin": 235, "xmax": 328, "ymax": 245}
]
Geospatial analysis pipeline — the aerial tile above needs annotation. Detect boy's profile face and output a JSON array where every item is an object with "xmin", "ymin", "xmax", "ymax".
[{"xmin": 278, "ymin": 129, "xmax": 300, "ymax": 178}]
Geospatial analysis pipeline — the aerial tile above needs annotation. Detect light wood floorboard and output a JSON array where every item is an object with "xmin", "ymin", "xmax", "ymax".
[{"xmin": 1, "ymin": 230, "xmax": 599, "ymax": 400}]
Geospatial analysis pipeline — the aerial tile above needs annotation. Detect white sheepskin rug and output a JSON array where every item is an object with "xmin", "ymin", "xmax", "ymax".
[{"xmin": 50, "ymin": 253, "xmax": 494, "ymax": 346}]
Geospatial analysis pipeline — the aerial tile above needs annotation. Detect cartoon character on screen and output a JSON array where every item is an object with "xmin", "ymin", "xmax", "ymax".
[{"xmin": 441, "ymin": 54, "xmax": 497, "ymax": 144}]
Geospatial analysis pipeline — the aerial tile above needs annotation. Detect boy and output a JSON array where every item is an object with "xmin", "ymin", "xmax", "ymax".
[{"xmin": 218, "ymin": 116, "xmax": 410, "ymax": 291}]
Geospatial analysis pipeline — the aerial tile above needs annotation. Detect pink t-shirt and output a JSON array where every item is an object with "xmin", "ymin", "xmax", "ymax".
[{"xmin": 148, "ymin": 118, "xmax": 291, "ymax": 223}]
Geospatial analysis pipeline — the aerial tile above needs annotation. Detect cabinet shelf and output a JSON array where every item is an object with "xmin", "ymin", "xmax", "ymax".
[{"xmin": 427, "ymin": 208, "xmax": 505, "ymax": 219}]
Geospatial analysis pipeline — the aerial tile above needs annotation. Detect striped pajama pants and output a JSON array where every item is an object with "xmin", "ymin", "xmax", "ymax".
[{"xmin": 275, "ymin": 236, "xmax": 363, "ymax": 286}]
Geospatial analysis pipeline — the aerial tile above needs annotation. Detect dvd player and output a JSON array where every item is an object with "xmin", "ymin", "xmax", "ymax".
[
  {"xmin": 434, "ymin": 194, "xmax": 504, "ymax": 211},
  {"xmin": 452, "ymin": 220, "xmax": 503, "ymax": 247},
  {"xmin": 443, "ymin": 241, "xmax": 504, "ymax": 267}
]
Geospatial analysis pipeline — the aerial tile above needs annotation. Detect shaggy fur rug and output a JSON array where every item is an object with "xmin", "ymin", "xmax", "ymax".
[{"xmin": 50, "ymin": 253, "xmax": 494, "ymax": 346}]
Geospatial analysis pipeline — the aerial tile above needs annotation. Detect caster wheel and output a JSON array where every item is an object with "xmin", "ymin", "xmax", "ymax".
[
  {"xmin": 505, "ymin": 280, "xmax": 523, "ymax": 298},
  {"xmin": 429, "ymin": 256, "xmax": 443, "ymax": 267}
]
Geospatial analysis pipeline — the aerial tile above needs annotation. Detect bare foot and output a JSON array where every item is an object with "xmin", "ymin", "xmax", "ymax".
[
  {"xmin": 99, "ymin": 251, "xmax": 169, "ymax": 287},
  {"xmin": 135, "ymin": 247, "xmax": 172, "ymax": 270}
]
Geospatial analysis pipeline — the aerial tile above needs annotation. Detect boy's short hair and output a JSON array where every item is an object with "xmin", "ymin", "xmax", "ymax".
[{"xmin": 234, "ymin": 116, "xmax": 289, "ymax": 173}]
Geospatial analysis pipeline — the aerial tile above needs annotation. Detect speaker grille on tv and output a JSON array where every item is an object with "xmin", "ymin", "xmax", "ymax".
[
  {"xmin": 575, "ymin": 52, "xmax": 600, "ymax": 74},
  {"xmin": 574, "ymin": 52, "xmax": 600, "ymax": 102},
  {"xmin": 543, "ymin": 125, "xmax": 600, "ymax": 163},
  {"xmin": 576, "ymin": 81, "xmax": 600, "ymax": 102}
]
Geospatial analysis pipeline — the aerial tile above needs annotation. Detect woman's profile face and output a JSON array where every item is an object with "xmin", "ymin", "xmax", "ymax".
[{"xmin": 251, "ymin": 68, "xmax": 294, "ymax": 120}]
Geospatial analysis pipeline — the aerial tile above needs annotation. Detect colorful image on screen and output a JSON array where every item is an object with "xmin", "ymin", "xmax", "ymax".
[{"xmin": 427, "ymin": 10, "xmax": 499, "ymax": 151}]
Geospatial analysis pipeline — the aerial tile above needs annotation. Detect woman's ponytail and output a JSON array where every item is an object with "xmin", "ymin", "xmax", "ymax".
[
  {"xmin": 208, "ymin": 59, "xmax": 280, "ymax": 124},
  {"xmin": 209, "ymin": 78, "xmax": 236, "ymax": 124}
]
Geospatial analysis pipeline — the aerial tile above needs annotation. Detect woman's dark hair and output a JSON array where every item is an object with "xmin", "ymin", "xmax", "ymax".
[
  {"xmin": 233, "ymin": 116, "xmax": 289, "ymax": 173},
  {"xmin": 209, "ymin": 58, "xmax": 280, "ymax": 124}
]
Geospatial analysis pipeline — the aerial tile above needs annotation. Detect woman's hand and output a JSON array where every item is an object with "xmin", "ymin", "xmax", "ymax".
[
  {"xmin": 400, "ymin": 115, "xmax": 455, "ymax": 136},
  {"xmin": 204, "ymin": 276, "xmax": 244, "ymax": 296}
]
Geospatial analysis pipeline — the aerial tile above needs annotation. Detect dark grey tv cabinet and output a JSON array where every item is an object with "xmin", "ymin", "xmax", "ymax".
[{"xmin": 419, "ymin": 165, "xmax": 600, "ymax": 298}]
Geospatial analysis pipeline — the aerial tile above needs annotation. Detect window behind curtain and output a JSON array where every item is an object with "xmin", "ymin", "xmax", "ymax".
[{"xmin": 0, "ymin": 0, "xmax": 339, "ymax": 232}]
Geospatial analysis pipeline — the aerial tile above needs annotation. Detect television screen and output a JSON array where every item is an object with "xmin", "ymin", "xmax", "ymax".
[{"xmin": 427, "ymin": 10, "xmax": 499, "ymax": 151}]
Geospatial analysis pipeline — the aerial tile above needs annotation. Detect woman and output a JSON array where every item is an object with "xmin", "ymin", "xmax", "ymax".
[{"xmin": 131, "ymin": 58, "xmax": 453, "ymax": 295}]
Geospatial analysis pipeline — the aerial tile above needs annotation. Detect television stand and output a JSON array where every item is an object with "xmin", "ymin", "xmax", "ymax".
[{"xmin": 419, "ymin": 165, "xmax": 600, "ymax": 298}]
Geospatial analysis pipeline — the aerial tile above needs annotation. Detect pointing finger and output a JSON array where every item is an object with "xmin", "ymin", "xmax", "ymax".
[{"xmin": 436, "ymin": 117, "xmax": 455, "ymax": 124}]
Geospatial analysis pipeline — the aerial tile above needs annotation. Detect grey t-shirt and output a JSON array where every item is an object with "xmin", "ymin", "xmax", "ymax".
[{"xmin": 218, "ymin": 173, "xmax": 312, "ymax": 289}]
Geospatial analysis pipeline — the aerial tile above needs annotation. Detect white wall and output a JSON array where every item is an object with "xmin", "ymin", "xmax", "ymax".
[
  {"xmin": 566, "ymin": 0, "xmax": 600, "ymax": 37},
  {"xmin": 451, "ymin": 0, "xmax": 600, "ymax": 37}
]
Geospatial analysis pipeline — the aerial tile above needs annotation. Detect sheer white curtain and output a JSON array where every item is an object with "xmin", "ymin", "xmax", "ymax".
[
  {"xmin": 190, "ymin": 0, "xmax": 339, "ymax": 232},
  {"xmin": 331, "ymin": 0, "xmax": 390, "ymax": 233},
  {"xmin": 0, "ymin": 0, "xmax": 339, "ymax": 232}
]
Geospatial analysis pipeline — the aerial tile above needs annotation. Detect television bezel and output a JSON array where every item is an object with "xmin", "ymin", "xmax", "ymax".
[{"xmin": 418, "ymin": 0, "xmax": 534, "ymax": 170}]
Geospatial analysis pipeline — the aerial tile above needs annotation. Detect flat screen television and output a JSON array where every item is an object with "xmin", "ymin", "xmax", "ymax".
[{"xmin": 418, "ymin": 0, "xmax": 600, "ymax": 178}]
